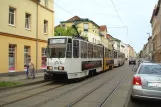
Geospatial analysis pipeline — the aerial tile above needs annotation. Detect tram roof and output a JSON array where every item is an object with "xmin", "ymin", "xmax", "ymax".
[{"xmin": 48, "ymin": 36, "xmax": 72, "ymax": 39}]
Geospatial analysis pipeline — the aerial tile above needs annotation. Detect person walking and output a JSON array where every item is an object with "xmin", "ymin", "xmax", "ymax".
[
  {"xmin": 26, "ymin": 55, "xmax": 31, "ymax": 78},
  {"xmin": 28, "ymin": 58, "xmax": 35, "ymax": 79}
]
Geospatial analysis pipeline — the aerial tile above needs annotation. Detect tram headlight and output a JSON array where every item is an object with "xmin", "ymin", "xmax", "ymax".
[
  {"xmin": 47, "ymin": 66, "xmax": 53, "ymax": 70},
  {"xmin": 58, "ymin": 66, "xmax": 64, "ymax": 70}
]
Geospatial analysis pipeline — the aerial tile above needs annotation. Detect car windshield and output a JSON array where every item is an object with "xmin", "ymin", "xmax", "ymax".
[{"xmin": 139, "ymin": 64, "xmax": 161, "ymax": 75}]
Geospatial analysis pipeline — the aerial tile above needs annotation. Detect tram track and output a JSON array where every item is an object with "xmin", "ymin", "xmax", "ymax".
[
  {"xmin": 0, "ymin": 84, "xmax": 66, "ymax": 107},
  {"xmin": 0, "ymin": 70, "xmax": 112, "ymax": 107},
  {"xmin": 99, "ymin": 75, "xmax": 127, "ymax": 107},
  {"xmin": 66, "ymin": 74, "xmax": 127, "ymax": 107},
  {"xmin": 29, "ymin": 70, "xmax": 115, "ymax": 107},
  {"xmin": 0, "ymin": 67, "xmax": 124, "ymax": 107},
  {"xmin": 0, "ymin": 81, "xmax": 52, "ymax": 99}
]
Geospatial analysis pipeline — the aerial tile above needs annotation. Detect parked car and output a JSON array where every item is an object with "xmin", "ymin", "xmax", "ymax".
[
  {"xmin": 131, "ymin": 62, "xmax": 161, "ymax": 102},
  {"xmin": 129, "ymin": 58, "xmax": 136, "ymax": 65}
]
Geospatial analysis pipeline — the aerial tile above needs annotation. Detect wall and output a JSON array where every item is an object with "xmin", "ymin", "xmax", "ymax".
[
  {"xmin": 0, "ymin": 0, "xmax": 37, "ymax": 38},
  {"xmin": 0, "ymin": 34, "xmax": 47, "ymax": 73}
]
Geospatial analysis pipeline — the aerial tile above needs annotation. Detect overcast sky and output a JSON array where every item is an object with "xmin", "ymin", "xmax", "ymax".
[{"xmin": 54, "ymin": 0, "xmax": 158, "ymax": 53}]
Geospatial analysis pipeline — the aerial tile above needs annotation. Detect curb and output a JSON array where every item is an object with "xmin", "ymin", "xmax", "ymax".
[{"xmin": 0, "ymin": 77, "xmax": 45, "ymax": 91}]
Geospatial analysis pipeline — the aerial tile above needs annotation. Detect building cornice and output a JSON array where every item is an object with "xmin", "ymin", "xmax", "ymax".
[
  {"xmin": 31, "ymin": 0, "xmax": 54, "ymax": 13},
  {"xmin": 0, "ymin": 32, "xmax": 47, "ymax": 43}
]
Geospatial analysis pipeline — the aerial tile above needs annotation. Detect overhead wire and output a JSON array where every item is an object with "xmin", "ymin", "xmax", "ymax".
[
  {"xmin": 54, "ymin": 2, "xmax": 74, "ymax": 16},
  {"xmin": 110, "ymin": 0, "xmax": 125, "ymax": 27}
]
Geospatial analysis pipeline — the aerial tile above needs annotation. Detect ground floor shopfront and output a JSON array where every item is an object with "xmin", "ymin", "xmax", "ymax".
[{"xmin": 0, "ymin": 33, "xmax": 47, "ymax": 74}]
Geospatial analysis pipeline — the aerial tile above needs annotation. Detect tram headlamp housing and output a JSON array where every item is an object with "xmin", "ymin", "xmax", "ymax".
[
  {"xmin": 58, "ymin": 66, "xmax": 64, "ymax": 70},
  {"xmin": 47, "ymin": 66, "xmax": 53, "ymax": 70}
]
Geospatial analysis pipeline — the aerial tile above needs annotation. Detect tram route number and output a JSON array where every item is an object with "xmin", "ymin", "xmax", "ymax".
[{"xmin": 82, "ymin": 60, "xmax": 102, "ymax": 71}]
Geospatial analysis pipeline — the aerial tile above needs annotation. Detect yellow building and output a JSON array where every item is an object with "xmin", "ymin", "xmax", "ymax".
[
  {"xmin": 99, "ymin": 25, "xmax": 109, "ymax": 48},
  {"xmin": 59, "ymin": 16, "xmax": 101, "ymax": 44},
  {"xmin": 0, "ymin": 0, "xmax": 54, "ymax": 74}
]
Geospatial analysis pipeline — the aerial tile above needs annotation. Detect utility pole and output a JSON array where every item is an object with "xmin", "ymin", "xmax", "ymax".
[{"xmin": 36, "ymin": 0, "xmax": 40, "ymax": 73}]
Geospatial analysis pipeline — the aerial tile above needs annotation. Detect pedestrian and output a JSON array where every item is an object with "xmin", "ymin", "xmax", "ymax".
[
  {"xmin": 26, "ymin": 55, "xmax": 31, "ymax": 78},
  {"xmin": 28, "ymin": 58, "xmax": 35, "ymax": 79}
]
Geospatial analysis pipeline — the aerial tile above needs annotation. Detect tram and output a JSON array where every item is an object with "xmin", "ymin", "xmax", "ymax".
[
  {"xmin": 113, "ymin": 50, "xmax": 125, "ymax": 67},
  {"xmin": 44, "ymin": 36, "xmax": 114, "ymax": 81}
]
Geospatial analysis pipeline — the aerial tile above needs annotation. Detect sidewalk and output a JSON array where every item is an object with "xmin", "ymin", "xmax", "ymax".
[{"xmin": 0, "ymin": 72, "xmax": 45, "ymax": 90}]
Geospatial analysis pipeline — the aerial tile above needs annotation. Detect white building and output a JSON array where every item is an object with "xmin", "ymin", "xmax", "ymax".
[{"xmin": 120, "ymin": 42, "xmax": 129, "ymax": 60}]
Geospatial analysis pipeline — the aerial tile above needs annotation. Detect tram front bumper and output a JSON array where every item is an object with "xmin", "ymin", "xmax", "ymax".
[{"xmin": 44, "ymin": 70, "xmax": 80, "ymax": 79}]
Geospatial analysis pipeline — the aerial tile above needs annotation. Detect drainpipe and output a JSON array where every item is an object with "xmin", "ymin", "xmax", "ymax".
[{"xmin": 36, "ymin": 0, "xmax": 40, "ymax": 72}]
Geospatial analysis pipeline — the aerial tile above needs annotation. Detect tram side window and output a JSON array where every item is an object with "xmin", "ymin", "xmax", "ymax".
[
  {"xmin": 100, "ymin": 47, "xmax": 103, "ymax": 58},
  {"xmin": 111, "ymin": 50, "xmax": 114, "ymax": 58},
  {"xmin": 97, "ymin": 46, "xmax": 100, "ymax": 58},
  {"xmin": 93, "ymin": 45, "xmax": 97, "ymax": 58},
  {"xmin": 105, "ymin": 49, "xmax": 109, "ymax": 58},
  {"xmin": 66, "ymin": 38, "xmax": 72, "ymax": 58},
  {"xmin": 114, "ymin": 51, "xmax": 117, "ymax": 58},
  {"xmin": 73, "ymin": 40, "xmax": 79, "ymax": 58},
  {"xmin": 81, "ymin": 41, "xmax": 87, "ymax": 58},
  {"xmin": 88, "ymin": 43, "xmax": 93, "ymax": 58}
]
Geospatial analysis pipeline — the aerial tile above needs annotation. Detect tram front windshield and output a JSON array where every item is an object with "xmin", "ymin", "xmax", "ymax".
[
  {"xmin": 46, "ymin": 38, "xmax": 67, "ymax": 58},
  {"xmin": 47, "ymin": 47, "xmax": 65, "ymax": 58}
]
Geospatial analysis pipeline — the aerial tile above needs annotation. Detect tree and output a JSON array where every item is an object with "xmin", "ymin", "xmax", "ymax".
[
  {"xmin": 54, "ymin": 26, "xmax": 88, "ymax": 41},
  {"xmin": 54, "ymin": 26, "xmax": 77, "ymax": 36}
]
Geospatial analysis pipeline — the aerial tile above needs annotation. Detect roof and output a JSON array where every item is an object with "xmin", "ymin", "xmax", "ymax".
[
  {"xmin": 67, "ymin": 16, "xmax": 81, "ymax": 21},
  {"xmin": 60, "ymin": 16, "xmax": 100, "ymax": 28},
  {"xmin": 99, "ymin": 25, "xmax": 107, "ymax": 32},
  {"xmin": 150, "ymin": 8, "xmax": 156, "ymax": 23},
  {"xmin": 54, "ymin": 24, "xmax": 60, "ymax": 29},
  {"xmin": 106, "ymin": 34, "xmax": 111, "ymax": 39},
  {"xmin": 142, "ymin": 62, "xmax": 159, "ymax": 65}
]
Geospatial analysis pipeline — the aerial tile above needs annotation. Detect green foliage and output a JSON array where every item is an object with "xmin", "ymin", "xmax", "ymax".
[
  {"xmin": 81, "ymin": 33, "xmax": 88, "ymax": 41},
  {"xmin": 54, "ymin": 26, "xmax": 88, "ymax": 41},
  {"xmin": 54, "ymin": 26, "xmax": 77, "ymax": 36},
  {"xmin": 0, "ymin": 81, "xmax": 21, "ymax": 87}
]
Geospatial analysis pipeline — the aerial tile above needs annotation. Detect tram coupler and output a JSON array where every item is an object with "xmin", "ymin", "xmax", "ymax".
[{"xmin": 44, "ymin": 70, "xmax": 52, "ymax": 81}]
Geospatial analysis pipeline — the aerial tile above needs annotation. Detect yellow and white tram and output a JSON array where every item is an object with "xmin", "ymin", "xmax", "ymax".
[{"xmin": 44, "ymin": 36, "xmax": 123, "ymax": 81}]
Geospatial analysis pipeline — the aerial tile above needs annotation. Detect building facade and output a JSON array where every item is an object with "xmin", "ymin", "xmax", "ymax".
[
  {"xmin": 120, "ymin": 42, "xmax": 129, "ymax": 60},
  {"xmin": 59, "ymin": 16, "xmax": 101, "ymax": 44},
  {"xmin": 151, "ymin": 1, "xmax": 161, "ymax": 62},
  {"xmin": 99, "ymin": 25, "xmax": 109, "ymax": 48},
  {"xmin": 0, "ymin": 0, "xmax": 54, "ymax": 73}
]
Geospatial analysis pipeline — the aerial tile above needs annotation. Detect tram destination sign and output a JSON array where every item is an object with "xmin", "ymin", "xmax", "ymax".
[{"xmin": 49, "ymin": 38, "xmax": 66, "ymax": 44}]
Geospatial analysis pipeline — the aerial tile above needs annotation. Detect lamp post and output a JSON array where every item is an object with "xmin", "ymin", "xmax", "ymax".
[
  {"xmin": 147, "ymin": 33, "xmax": 150, "ymax": 37},
  {"xmin": 36, "ymin": 0, "xmax": 40, "ymax": 73}
]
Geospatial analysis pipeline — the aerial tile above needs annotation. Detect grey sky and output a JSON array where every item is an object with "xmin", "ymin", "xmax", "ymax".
[{"xmin": 54, "ymin": 0, "xmax": 158, "ymax": 53}]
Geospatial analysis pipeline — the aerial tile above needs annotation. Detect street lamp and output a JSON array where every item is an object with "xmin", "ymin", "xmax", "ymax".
[{"xmin": 147, "ymin": 33, "xmax": 150, "ymax": 37}]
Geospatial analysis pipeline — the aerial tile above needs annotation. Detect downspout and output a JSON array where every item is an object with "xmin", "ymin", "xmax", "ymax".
[{"xmin": 36, "ymin": 0, "xmax": 40, "ymax": 72}]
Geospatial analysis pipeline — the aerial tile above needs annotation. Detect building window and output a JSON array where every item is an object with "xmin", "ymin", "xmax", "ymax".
[
  {"xmin": 25, "ymin": 13, "xmax": 31, "ymax": 30},
  {"xmin": 9, "ymin": 7, "xmax": 15, "ymax": 26},
  {"xmin": 44, "ymin": 20, "xmax": 48, "ymax": 34},
  {"xmin": 73, "ymin": 40, "xmax": 79, "ymax": 58},
  {"xmin": 62, "ymin": 24, "xmax": 66, "ymax": 29},
  {"xmin": 66, "ymin": 38, "xmax": 72, "ymax": 58},
  {"xmin": 45, "ymin": 0, "xmax": 48, "ymax": 7},
  {"xmin": 9, "ymin": 44, "xmax": 16, "ymax": 72},
  {"xmin": 42, "ymin": 48, "xmax": 47, "ymax": 69},
  {"xmin": 84, "ymin": 23, "xmax": 88, "ymax": 32},
  {"xmin": 81, "ymin": 41, "xmax": 87, "ymax": 58},
  {"xmin": 88, "ymin": 43, "xmax": 93, "ymax": 58},
  {"xmin": 24, "ymin": 46, "xmax": 30, "ymax": 70}
]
